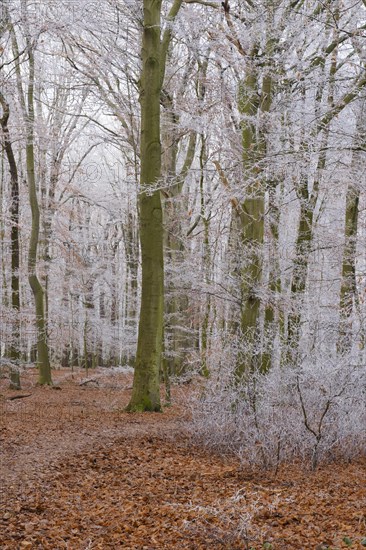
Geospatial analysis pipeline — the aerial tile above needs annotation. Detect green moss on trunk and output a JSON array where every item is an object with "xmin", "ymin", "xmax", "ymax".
[
  {"xmin": 26, "ymin": 49, "xmax": 52, "ymax": 386},
  {"xmin": 127, "ymin": 0, "xmax": 164, "ymax": 412}
]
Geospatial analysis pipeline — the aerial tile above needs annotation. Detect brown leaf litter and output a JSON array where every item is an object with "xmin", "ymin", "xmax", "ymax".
[{"xmin": 0, "ymin": 367, "xmax": 365, "ymax": 549}]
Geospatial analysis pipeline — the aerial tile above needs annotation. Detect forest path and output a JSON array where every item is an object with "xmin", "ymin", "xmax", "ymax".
[{"xmin": 1, "ymin": 368, "xmax": 365, "ymax": 549}]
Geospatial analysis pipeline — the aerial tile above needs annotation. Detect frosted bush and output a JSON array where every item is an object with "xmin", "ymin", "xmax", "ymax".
[{"xmin": 190, "ymin": 343, "xmax": 366, "ymax": 470}]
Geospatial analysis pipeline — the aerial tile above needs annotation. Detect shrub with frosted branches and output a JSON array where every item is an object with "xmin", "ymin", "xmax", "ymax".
[{"xmin": 190, "ymin": 336, "xmax": 366, "ymax": 470}]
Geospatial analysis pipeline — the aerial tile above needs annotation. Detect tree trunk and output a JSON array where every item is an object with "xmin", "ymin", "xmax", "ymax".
[
  {"xmin": 236, "ymin": 58, "xmax": 264, "ymax": 375},
  {"xmin": 0, "ymin": 92, "xmax": 21, "ymax": 389},
  {"xmin": 338, "ymin": 185, "xmax": 360, "ymax": 351},
  {"xmin": 26, "ymin": 48, "xmax": 52, "ymax": 385},
  {"xmin": 127, "ymin": 0, "xmax": 165, "ymax": 412}
]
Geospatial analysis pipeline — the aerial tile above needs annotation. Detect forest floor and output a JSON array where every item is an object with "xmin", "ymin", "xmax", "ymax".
[{"xmin": 0, "ymin": 368, "xmax": 365, "ymax": 550}]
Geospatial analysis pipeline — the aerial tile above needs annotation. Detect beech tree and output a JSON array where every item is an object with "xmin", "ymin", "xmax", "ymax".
[
  {"xmin": 127, "ymin": 0, "xmax": 186, "ymax": 411},
  {"xmin": 0, "ymin": 90, "xmax": 21, "ymax": 388},
  {"xmin": 1, "ymin": 0, "xmax": 52, "ymax": 384}
]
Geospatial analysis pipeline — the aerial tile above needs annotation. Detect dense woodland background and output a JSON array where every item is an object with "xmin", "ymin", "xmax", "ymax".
[{"xmin": 0, "ymin": 0, "xmax": 366, "ymax": 468}]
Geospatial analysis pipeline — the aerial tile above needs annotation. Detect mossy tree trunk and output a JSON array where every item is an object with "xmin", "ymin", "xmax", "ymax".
[
  {"xmin": 219, "ymin": 3, "xmax": 275, "ymax": 375},
  {"xmin": 338, "ymin": 184, "xmax": 360, "ymax": 352},
  {"xmin": 25, "ymin": 47, "xmax": 52, "ymax": 385},
  {"xmin": 127, "ymin": 0, "xmax": 184, "ymax": 411},
  {"xmin": 337, "ymin": 104, "xmax": 366, "ymax": 353},
  {"xmin": 0, "ymin": 91, "xmax": 21, "ymax": 389},
  {"xmin": 127, "ymin": 0, "xmax": 171, "ymax": 411},
  {"xmin": 236, "ymin": 54, "xmax": 265, "ymax": 375}
]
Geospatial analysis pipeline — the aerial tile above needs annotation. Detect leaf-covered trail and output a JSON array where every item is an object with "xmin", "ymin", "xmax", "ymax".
[{"xmin": 1, "ymin": 368, "xmax": 365, "ymax": 549}]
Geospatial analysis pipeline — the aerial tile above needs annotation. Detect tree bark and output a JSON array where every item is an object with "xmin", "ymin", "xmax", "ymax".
[
  {"xmin": 0, "ymin": 92, "xmax": 21, "ymax": 389},
  {"xmin": 127, "ymin": 0, "xmax": 165, "ymax": 411},
  {"xmin": 26, "ymin": 48, "xmax": 52, "ymax": 385},
  {"xmin": 236, "ymin": 56, "xmax": 264, "ymax": 375}
]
